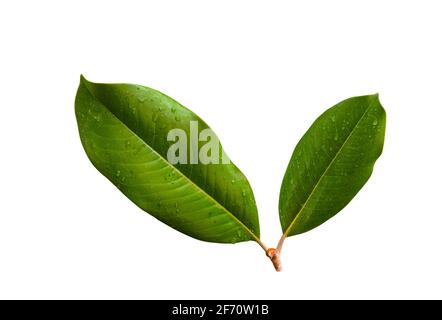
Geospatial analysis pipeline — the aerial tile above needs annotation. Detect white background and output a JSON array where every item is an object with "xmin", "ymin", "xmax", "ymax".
[{"xmin": 1, "ymin": 0, "xmax": 441, "ymax": 299}]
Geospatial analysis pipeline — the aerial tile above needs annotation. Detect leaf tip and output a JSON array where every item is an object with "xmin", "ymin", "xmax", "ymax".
[
  {"xmin": 369, "ymin": 93, "xmax": 383, "ymax": 108},
  {"xmin": 372, "ymin": 92, "xmax": 381, "ymax": 102},
  {"xmin": 79, "ymin": 74, "xmax": 88, "ymax": 84},
  {"xmin": 78, "ymin": 75, "xmax": 94, "ymax": 94}
]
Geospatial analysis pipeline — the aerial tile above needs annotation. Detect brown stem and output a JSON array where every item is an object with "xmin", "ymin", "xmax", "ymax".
[
  {"xmin": 263, "ymin": 234, "xmax": 288, "ymax": 272},
  {"xmin": 276, "ymin": 234, "xmax": 286, "ymax": 253},
  {"xmin": 257, "ymin": 235, "xmax": 287, "ymax": 272},
  {"xmin": 266, "ymin": 248, "xmax": 282, "ymax": 272},
  {"xmin": 256, "ymin": 238, "xmax": 269, "ymax": 253},
  {"xmin": 256, "ymin": 239, "xmax": 282, "ymax": 271}
]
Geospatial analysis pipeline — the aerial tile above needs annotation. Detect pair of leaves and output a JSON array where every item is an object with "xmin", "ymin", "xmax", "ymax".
[{"xmin": 75, "ymin": 76, "xmax": 386, "ymax": 251}]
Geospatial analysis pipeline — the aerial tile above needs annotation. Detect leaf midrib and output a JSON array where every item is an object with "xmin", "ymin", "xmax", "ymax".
[
  {"xmin": 283, "ymin": 102, "xmax": 374, "ymax": 237},
  {"xmin": 81, "ymin": 78, "xmax": 260, "ymax": 242}
]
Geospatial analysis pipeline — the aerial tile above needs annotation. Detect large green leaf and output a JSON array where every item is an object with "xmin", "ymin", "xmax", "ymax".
[
  {"xmin": 279, "ymin": 94, "xmax": 386, "ymax": 237},
  {"xmin": 75, "ymin": 76, "xmax": 260, "ymax": 244}
]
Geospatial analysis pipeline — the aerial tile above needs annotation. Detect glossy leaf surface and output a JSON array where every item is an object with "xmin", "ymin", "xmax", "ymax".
[
  {"xmin": 279, "ymin": 94, "xmax": 386, "ymax": 237},
  {"xmin": 75, "ymin": 76, "xmax": 259, "ymax": 243}
]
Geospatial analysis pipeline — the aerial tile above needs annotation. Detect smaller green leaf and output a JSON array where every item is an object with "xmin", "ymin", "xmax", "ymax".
[{"xmin": 279, "ymin": 94, "xmax": 386, "ymax": 237}]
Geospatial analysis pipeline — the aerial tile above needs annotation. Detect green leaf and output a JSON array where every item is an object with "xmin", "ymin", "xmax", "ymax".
[
  {"xmin": 279, "ymin": 94, "xmax": 386, "ymax": 237},
  {"xmin": 75, "ymin": 76, "xmax": 260, "ymax": 244}
]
